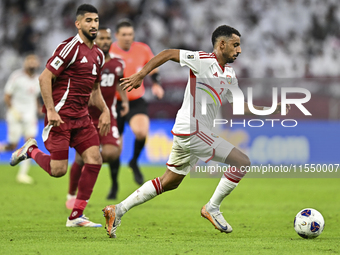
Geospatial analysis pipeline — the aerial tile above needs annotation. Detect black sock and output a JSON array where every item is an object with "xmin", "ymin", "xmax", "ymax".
[
  {"xmin": 131, "ymin": 138, "xmax": 146, "ymax": 164},
  {"xmin": 109, "ymin": 158, "xmax": 120, "ymax": 189}
]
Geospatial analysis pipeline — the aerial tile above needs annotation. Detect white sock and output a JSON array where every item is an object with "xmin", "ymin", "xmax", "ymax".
[
  {"xmin": 120, "ymin": 178, "xmax": 163, "ymax": 216},
  {"xmin": 18, "ymin": 159, "xmax": 31, "ymax": 176},
  {"xmin": 67, "ymin": 194, "xmax": 76, "ymax": 200},
  {"xmin": 208, "ymin": 176, "xmax": 238, "ymax": 212}
]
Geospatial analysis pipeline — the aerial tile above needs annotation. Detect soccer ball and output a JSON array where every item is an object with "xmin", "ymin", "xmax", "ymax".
[{"xmin": 294, "ymin": 208, "xmax": 325, "ymax": 239}]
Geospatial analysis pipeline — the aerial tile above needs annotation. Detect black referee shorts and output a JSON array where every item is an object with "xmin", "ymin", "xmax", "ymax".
[{"xmin": 116, "ymin": 97, "xmax": 148, "ymax": 134}]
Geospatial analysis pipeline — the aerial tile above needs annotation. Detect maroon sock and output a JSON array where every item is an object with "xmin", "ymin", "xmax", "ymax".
[
  {"xmin": 69, "ymin": 200, "xmax": 87, "ymax": 220},
  {"xmin": 30, "ymin": 148, "xmax": 52, "ymax": 176},
  {"xmin": 69, "ymin": 164, "xmax": 101, "ymax": 219},
  {"xmin": 68, "ymin": 162, "xmax": 83, "ymax": 196},
  {"xmin": 27, "ymin": 145, "xmax": 38, "ymax": 158}
]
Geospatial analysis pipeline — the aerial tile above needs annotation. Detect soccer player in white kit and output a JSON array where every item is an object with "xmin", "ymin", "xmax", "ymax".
[
  {"xmin": 103, "ymin": 25, "xmax": 290, "ymax": 238},
  {"xmin": 1, "ymin": 54, "xmax": 41, "ymax": 184}
]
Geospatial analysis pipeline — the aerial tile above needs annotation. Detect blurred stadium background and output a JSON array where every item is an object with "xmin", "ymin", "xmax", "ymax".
[{"xmin": 0, "ymin": 0, "xmax": 339, "ymax": 168}]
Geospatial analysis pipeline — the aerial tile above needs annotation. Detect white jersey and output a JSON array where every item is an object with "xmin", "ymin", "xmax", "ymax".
[
  {"xmin": 171, "ymin": 50, "xmax": 239, "ymax": 136},
  {"xmin": 4, "ymin": 69, "xmax": 40, "ymax": 120}
]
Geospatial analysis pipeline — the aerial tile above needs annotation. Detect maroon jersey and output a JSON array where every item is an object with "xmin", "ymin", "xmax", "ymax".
[
  {"xmin": 43, "ymin": 34, "xmax": 105, "ymax": 118},
  {"xmin": 89, "ymin": 54, "xmax": 125, "ymax": 122}
]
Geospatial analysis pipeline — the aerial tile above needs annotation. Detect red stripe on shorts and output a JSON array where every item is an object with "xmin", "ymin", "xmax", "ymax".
[
  {"xmin": 196, "ymin": 133, "xmax": 212, "ymax": 146},
  {"xmin": 205, "ymin": 148, "xmax": 215, "ymax": 163},
  {"xmin": 200, "ymin": 132, "xmax": 214, "ymax": 143}
]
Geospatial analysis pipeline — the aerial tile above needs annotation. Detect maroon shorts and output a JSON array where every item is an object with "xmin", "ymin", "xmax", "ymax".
[
  {"xmin": 44, "ymin": 115, "xmax": 100, "ymax": 160},
  {"xmin": 92, "ymin": 117, "xmax": 120, "ymax": 147}
]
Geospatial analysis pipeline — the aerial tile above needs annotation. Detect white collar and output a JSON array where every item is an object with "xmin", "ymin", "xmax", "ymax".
[{"xmin": 76, "ymin": 34, "xmax": 84, "ymax": 44}]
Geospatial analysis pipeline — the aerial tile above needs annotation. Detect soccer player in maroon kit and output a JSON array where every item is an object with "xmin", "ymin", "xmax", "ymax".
[
  {"xmin": 66, "ymin": 27, "xmax": 129, "ymax": 209},
  {"xmin": 10, "ymin": 4, "xmax": 110, "ymax": 227}
]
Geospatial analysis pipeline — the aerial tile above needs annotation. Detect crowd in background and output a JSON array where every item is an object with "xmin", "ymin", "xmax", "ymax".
[{"xmin": 0, "ymin": 0, "xmax": 339, "ymax": 118}]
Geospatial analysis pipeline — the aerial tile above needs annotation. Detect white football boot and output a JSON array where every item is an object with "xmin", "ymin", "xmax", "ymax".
[
  {"xmin": 10, "ymin": 138, "xmax": 37, "ymax": 166},
  {"xmin": 66, "ymin": 215, "xmax": 102, "ymax": 227},
  {"xmin": 201, "ymin": 204, "xmax": 233, "ymax": 233}
]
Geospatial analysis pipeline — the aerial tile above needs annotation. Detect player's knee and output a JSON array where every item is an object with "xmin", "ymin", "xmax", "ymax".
[
  {"xmin": 101, "ymin": 150, "xmax": 119, "ymax": 163},
  {"xmin": 230, "ymin": 150, "xmax": 251, "ymax": 169},
  {"xmin": 74, "ymin": 158, "xmax": 84, "ymax": 166},
  {"xmin": 92, "ymin": 154, "xmax": 103, "ymax": 165},
  {"xmin": 241, "ymin": 154, "xmax": 251, "ymax": 168},
  {"xmin": 134, "ymin": 130, "xmax": 147, "ymax": 141},
  {"xmin": 74, "ymin": 154, "xmax": 84, "ymax": 165},
  {"xmin": 88, "ymin": 153, "xmax": 103, "ymax": 165},
  {"xmin": 82, "ymin": 149, "xmax": 103, "ymax": 165},
  {"xmin": 51, "ymin": 166, "xmax": 67, "ymax": 178}
]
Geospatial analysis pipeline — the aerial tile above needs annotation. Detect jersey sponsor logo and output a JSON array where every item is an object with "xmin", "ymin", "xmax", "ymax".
[
  {"xmin": 80, "ymin": 56, "xmax": 88, "ymax": 63},
  {"xmin": 50, "ymin": 56, "xmax": 64, "ymax": 70},
  {"xmin": 213, "ymin": 72, "xmax": 218, "ymax": 77},
  {"xmin": 186, "ymin": 52, "xmax": 195, "ymax": 60},
  {"xmin": 226, "ymin": 75, "xmax": 232, "ymax": 84}
]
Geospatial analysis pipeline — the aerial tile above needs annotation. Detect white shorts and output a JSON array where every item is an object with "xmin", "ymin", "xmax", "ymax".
[
  {"xmin": 167, "ymin": 125, "xmax": 234, "ymax": 175},
  {"xmin": 7, "ymin": 117, "xmax": 38, "ymax": 144}
]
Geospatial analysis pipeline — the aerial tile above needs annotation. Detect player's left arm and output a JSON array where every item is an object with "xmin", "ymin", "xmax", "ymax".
[
  {"xmin": 145, "ymin": 44, "xmax": 164, "ymax": 99},
  {"xmin": 90, "ymin": 82, "xmax": 111, "ymax": 136},
  {"xmin": 242, "ymin": 102, "xmax": 291, "ymax": 115},
  {"xmin": 121, "ymin": 49, "xmax": 179, "ymax": 92}
]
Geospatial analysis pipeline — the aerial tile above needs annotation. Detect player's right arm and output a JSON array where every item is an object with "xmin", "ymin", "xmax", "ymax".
[
  {"xmin": 120, "ymin": 49, "xmax": 179, "ymax": 92},
  {"xmin": 39, "ymin": 68, "xmax": 64, "ymax": 127}
]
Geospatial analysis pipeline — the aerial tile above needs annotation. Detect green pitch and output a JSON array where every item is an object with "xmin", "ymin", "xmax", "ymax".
[{"xmin": 0, "ymin": 164, "xmax": 339, "ymax": 254}]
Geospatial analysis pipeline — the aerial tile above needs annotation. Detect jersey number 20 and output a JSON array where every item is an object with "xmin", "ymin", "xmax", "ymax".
[{"xmin": 101, "ymin": 73, "xmax": 115, "ymax": 87}]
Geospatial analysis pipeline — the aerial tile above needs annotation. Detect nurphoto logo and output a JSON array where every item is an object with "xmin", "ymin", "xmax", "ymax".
[{"xmin": 199, "ymin": 83, "xmax": 311, "ymax": 128}]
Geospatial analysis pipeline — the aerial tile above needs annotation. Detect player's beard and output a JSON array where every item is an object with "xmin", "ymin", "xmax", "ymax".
[
  {"xmin": 83, "ymin": 29, "xmax": 97, "ymax": 41},
  {"xmin": 101, "ymin": 44, "xmax": 110, "ymax": 55},
  {"xmin": 27, "ymin": 67, "xmax": 37, "ymax": 74},
  {"xmin": 225, "ymin": 53, "xmax": 239, "ymax": 63},
  {"xmin": 226, "ymin": 57, "xmax": 234, "ymax": 63}
]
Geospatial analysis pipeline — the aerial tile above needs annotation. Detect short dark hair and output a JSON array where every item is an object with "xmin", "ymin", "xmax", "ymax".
[
  {"xmin": 99, "ymin": 26, "xmax": 110, "ymax": 31},
  {"xmin": 76, "ymin": 4, "xmax": 98, "ymax": 17},
  {"xmin": 211, "ymin": 25, "xmax": 241, "ymax": 47},
  {"xmin": 115, "ymin": 18, "xmax": 134, "ymax": 32},
  {"xmin": 98, "ymin": 26, "xmax": 112, "ymax": 34}
]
